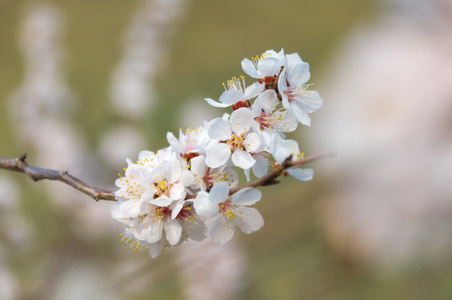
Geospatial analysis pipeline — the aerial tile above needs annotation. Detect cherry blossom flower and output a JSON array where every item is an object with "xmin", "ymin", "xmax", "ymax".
[
  {"xmin": 251, "ymin": 89, "xmax": 298, "ymax": 147},
  {"xmin": 189, "ymin": 155, "xmax": 238, "ymax": 191},
  {"xmin": 278, "ymin": 53, "xmax": 323, "ymax": 126},
  {"xmin": 166, "ymin": 127, "xmax": 216, "ymax": 162},
  {"xmin": 194, "ymin": 181, "xmax": 263, "ymax": 245},
  {"xmin": 205, "ymin": 76, "xmax": 263, "ymax": 110},
  {"xmin": 269, "ymin": 134, "xmax": 314, "ymax": 181},
  {"xmin": 205, "ymin": 108, "xmax": 261, "ymax": 169},
  {"xmin": 241, "ymin": 49, "xmax": 285, "ymax": 90}
]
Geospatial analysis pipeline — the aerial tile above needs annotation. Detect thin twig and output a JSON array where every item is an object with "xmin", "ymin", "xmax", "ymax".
[
  {"xmin": 0, "ymin": 154, "xmax": 116, "ymax": 201},
  {"xmin": 228, "ymin": 151, "xmax": 333, "ymax": 195}
]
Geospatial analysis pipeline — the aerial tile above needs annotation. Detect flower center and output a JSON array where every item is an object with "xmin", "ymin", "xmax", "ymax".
[
  {"xmin": 154, "ymin": 179, "xmax": 170, "ymax": 198},
  {"xmin": 226, "ymin": 133, "xmax": 245, "ymax": 151},
  {"xmin": 254, "ymin": 110, "xmax": 276, "ymax": 130},
  {"xmin": 219, "ymin": 200, "xmax": 237, "ymax": 222}
]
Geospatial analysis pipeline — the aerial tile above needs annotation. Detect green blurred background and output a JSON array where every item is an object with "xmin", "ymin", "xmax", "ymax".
[{"xmin": 2, "ymin": 0, "xmax": 452, "ymax": 299}]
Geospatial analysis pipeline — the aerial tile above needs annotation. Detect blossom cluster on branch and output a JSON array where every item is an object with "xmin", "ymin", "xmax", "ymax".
[{"xmin": 111, "ymin": 49, "xmax": 323, "ymax": 257}]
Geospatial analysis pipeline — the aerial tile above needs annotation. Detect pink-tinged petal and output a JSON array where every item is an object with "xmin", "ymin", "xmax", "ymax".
[
  {"xmin": 208, "ymin": 181, "xmax": 230, "ymax": 204},
  {"xmin": 205, "ymin": 97, "xmax": 231, "ymax": 108},
  {"xmin": 241, "ymin": 58, "xmax": 260, "ymax": 78},
  {"xmin": 205, "ymin": 143, "xmax": 231, "ymax": 168},
  {"xmin": 231, "ymin": 149, "xmax": 255, "ymax": 169},
  {"xmin": 244, "ymin": 132, "xmax": 261, "ymax": 153},
  {"xmin": 148, "ymin": 239, "xmax": 164, "ymax": 258},
  {"xmin": 232, "ymin": 187, "xmax": 261, "ymax": 206},
  {"xmin": 235, "ymin": 207, "xmax": 264, "ymax": 234},
  {"xmin": 287, "ymin": 168, "xmax": 314, "ymax": 181},
  {"xmin": 210, "ymin": 216, "xmax": 234, "ymax": 245},
  {"xmin": 219, "ymin": 90, "xmax": 245, "ymax": 105},
  {"xmin": 164, "ymin": 220, "xmax": 182, "ymax": 245},
  {"xmin": 230, "ymin": 107, "xmax": 252, "ymax": 134},
  {"xmin": 194, "ymin": 191, "xmax": 219, "ymax": 218},
  {"xmin": 206, "ymin": 117, "xmax": 232, "ymax": 140},
  {"xmin": 244, "ymin": 81, "xmax": 265, "ymax": 99}
]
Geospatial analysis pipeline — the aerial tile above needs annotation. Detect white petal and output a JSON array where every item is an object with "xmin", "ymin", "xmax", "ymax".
[
  {"xmin": 204, "ymin": 97, "xmax": 231, "ymax": 108},
  {"xmin": 252, "ymin": 156, "xmax": 269, "ymax": 178},
  {"xmin": 277, "ymin": 68, "xmax": 289, "ymax": 93},
  {"xmin": 287, "ymin": 168, "xmax": 314, "ymax": 181},
  {"xmin": 295, "ymin": 90, "xmax": 323, "ymax": 113},
  {"xmin": 210, "ymin": 216, "xmax": 234, "ymax": 245},
  {"xmin": 235, "ymin": 207, "xmax": 264, "ymax": 234},
  {"xmin": 208, "ymin": 181, "xmax": 230, "ymax": 204},
  {"xmin": 218, "ymin": 90, "xmax": 245, "ymax": 105},
  {"xmin": 232, "ymin": 187, "xmax": 262, "ymax": 206},
  {"xmin": 231, "ymin": 149, "xmax": 255, "ymax": 169},
  {"xmin": 150, "ymin": 196, "xmax": 173, "ymax": 207},
  {"xmin": 258, "ymin": 57, "xmax": 283, "ymax": 77},
  {"xmin": 164, "ymin": 219, "xmax": 182, "ymax": 245},
  {"xmin": 288, "ymin": 62, "xmax": 310, "ymax": 86},
  {"xmin": 291, "ymin": 102, "xmax": 312, "ymax": 126},
  {"xmin": 206, "ymin": 117, "xmax": 232, "ymax": 140},
  {"xmin": 184, "ymin": 219, "xmax": 207, "ymax": 241},
  {"xmin": 141, "ymin": 220, "xmax": 163, "ymax": 243},
  {"xmin": 205, "ymin": 143, "xmax": 231, "ymax": 168},
  {"xmin": 166, "ymin": 132, "xmax": 180, "ymax": 151},
  {"xmin": 118, "ymin": 199, "xmax": 141, "ymax": 218},
  {"xmin": 230, "ymin": 107, "xmax": 252, "ymax": 134},
  {"xmin": 241, "ymin": 58, "xmax": 260, "ymax": 78},
  {"xmin": 244, "ymin": 168, "xmax": 251, "ymax": 182},
  {"xmin": 148, "ymin": 240, "xmax": 164, "ymax": 258},
  {"xmin": 179, "ymin": 169, "xmax": 194, "ymax": 186},
  {"xmin": 259, "ymin": 90, "xmax": 279, "ymax": 113},
  {"xmin": 244, "ymin": 81, "xmax": 265, "ymax": 99},
  {"xmin": 244, "ymin": 132, "xmax": 261, "ymax": 152},
  {"xmin": 194, "ymin": 191, "xmax": 219, "ymax": 218},
  {"xmin": 170, "ymin": 199, "xmax": 184, "ymax": 219},
  {"xmin": 190, "ymin": 155, "xmax": 208, "ymax": 177}
]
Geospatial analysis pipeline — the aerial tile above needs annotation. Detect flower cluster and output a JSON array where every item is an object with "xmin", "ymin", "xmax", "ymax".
[{"xmin": 111, "ymin": 49, "xmax": 323, "ymax": 257}]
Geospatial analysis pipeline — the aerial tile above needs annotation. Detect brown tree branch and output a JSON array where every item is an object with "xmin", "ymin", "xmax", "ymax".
[
  {"xmin": 0, "ymin": 153, "xmax": 116, "ymax": 201},
  {"xmin": 0, "ymin": 151, "xmax": 332, "ymax": 202}
]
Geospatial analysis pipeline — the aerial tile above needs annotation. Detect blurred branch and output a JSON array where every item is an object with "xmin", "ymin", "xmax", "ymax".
[{"xmin": 0, "ymin": 153, "xmax": 116, "ymax": 201}]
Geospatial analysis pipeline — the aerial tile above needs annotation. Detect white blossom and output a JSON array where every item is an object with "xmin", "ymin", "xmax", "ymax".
[{"xmin": 194, "ymin": 182, "xmax": 263, "ymax": 245}]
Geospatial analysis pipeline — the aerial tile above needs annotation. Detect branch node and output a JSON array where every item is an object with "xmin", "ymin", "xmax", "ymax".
[{"xmin": 19, "ymin": 153, "xmax": 27, "ymax": 162}]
